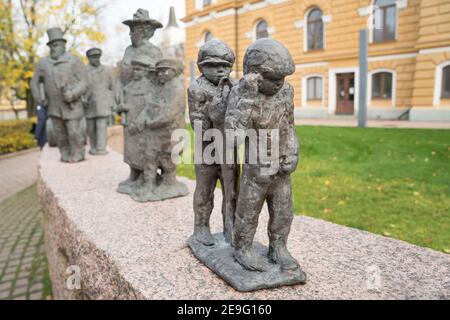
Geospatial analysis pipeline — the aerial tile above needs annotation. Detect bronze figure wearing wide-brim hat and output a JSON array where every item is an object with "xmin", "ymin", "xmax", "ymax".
[{"xmin": 122, "ymin": 8, "xmax": 163, "ymax": 29}]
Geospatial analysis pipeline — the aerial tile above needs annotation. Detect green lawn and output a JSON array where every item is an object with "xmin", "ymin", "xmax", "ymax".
[{"xmin": 177, "ymin": 126, "xmax": 450, "ymax": 253}]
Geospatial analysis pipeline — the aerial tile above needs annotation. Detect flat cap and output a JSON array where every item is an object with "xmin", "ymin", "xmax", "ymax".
[
  {"xmin": 197, "ymin": 39, "xmax": 235, "ymax": 68},
  {"xmin": 86, "ymin": 48, "xmax": 102, "ymax": 57}
]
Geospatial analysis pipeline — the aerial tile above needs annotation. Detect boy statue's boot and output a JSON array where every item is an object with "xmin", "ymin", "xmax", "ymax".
[
  {"xmin": 60, "ymin": 146, "xmax": 71, "ymax": 163},
  {"xmin": 131, "ymin": 169, "xmax": 157, "ymax": 202},
  {"xmin": 268, "ymin": 234, "xmax": 303, "ymax": 273},
  {"xmin": 117, "ymin": 168, "xmax": 141, "ymax": 194}
]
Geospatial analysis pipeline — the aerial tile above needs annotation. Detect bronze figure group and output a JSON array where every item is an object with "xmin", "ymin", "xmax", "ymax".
[
  {"xmin": 187, "ymin": 37, "xmax": 306, "ymax": 291},
  {"xmin": 32, "ymin": 8, "xmax": 305, "ymax": 292}
]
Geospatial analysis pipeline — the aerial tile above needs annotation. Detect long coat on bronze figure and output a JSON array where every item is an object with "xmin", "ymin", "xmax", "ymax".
[
  {"xmin": 31, "ymin": 28, "xmax": 89, "ymax": 163},
  {"xmin": 84, "ymin": 48, "xmax": 116, "ymax": 155}
]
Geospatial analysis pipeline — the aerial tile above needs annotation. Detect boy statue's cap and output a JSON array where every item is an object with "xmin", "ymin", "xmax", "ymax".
[
  {"xmin": 156, "ymin": 59, "xmax": 179, "ymax": 71},
  {"xmin": 197, "ymin": 39, "xmax": 235, "ymax": 67},
  {"xmin": 86, "ymin": 48, "xmax": 102, "ymax": 57},
  {"xmin": 243, "ymin": 38, "xmax": 295, "ymax": 77},
  {"xmin": 131, "ymin": 55, "xmax": 154, "ymax": 68}
]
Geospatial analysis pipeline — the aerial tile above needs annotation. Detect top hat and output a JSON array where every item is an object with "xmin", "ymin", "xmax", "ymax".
[
  {"xmin": 86, "ymin": 48, "xmax": 102, "ymax": 57},
  {"xmin": 46, "ymin": 27, "xmax": 67, "ymax": 45},
  {"xmin": 122, "ymin": 9, "xmax": 163, "ymax": 29}
]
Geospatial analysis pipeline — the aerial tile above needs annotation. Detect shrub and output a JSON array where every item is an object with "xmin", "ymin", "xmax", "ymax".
[{"xmin": 0, "ymin": 119, "xmax": 37, "ymax": 155}]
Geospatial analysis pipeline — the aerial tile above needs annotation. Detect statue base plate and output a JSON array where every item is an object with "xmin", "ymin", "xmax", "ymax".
[
  {"xmin": 131, "ymin": 180, "xmax": 189, "ymax": 202},
  {"xmin": 187, "ymin": 233, "xmax": 306, "ymax": 292}
]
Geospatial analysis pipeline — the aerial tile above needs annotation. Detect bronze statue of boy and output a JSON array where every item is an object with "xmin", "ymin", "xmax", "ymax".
[{"xmin": 131, "ymin": 59, "xmax": 188, "ymax": 202}]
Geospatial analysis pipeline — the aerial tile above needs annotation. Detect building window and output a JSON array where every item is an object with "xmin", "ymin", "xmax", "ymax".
[
  {"xmin": 307, "ymin": 77, "xmax": 323, "ymax": 100},
  {"xmin": 442, "ymin": 66, "xmax": 450, "ymax": 99},
  {"xmin": 373, "ymin": 0, "xmax": 396, "ymax": 43},
  {"xmin": 203, "ymin": 0, "xmax": 212, "ymax": 7},
  {"xmin": 203, "ymin": 31, "xmax": 213, "ymax": 43},
  {"xmin": 307, "ymin": 8, "xmax": 323, "ymax": 51},
  {"xmin": 255, "ymin": 20, "xmax": 269, "ymax": 40},
  {"xmin": 372, "ymin": 72, "xmax": 392, "ymax": 99}
]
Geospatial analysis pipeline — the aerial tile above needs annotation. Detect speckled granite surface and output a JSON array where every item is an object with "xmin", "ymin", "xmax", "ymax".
[{"xmin": 37, "ymin": 146, "xmax": 450, "ymax": 300}]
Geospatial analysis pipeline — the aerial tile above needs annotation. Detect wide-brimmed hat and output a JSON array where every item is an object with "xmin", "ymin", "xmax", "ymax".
[
  {"xmin": 122, "ymin": 9, "xmax": 163, "ymax": 29},
  {"xmin": 46, "ymin": 27, "xmax": 67, "ymax": 45},
  {"xmin": 86, "ymin": 48, "xmax": 102, "ymax": 57}
]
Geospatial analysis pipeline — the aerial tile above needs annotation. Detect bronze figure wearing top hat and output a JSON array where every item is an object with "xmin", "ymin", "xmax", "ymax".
[{"xmin": 30, "ymin": 27, "xmax": 89, "ymax": 163}]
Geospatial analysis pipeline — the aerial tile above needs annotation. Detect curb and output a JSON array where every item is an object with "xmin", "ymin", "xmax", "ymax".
[{"xmin": 0, "ymin": 147, "xmax": 40, "ymax": 161}]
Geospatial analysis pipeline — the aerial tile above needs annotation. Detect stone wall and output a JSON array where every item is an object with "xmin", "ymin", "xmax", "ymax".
[{"xmin": 37, "ymin": 128, "xmax": 450, "ymax": 299}]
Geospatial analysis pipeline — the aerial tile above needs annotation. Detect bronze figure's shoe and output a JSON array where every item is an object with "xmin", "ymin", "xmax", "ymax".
[
  {"xmin": 234, "ymin": 249, "xmax": 268, "ymax": 272},
  {"xmin": 268, "ymin": 245, "xmax": 300, "ymax": 272},
  {"xmin": 193, "ymin": 226, "xmax": 215, "ymax": 246},
  {"xmin": 95, "ymin": 150, "xmax": 108, "ymax": 156}
]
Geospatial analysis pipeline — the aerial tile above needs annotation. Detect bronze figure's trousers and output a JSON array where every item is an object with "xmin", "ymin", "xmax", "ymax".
[
  {"xmin": 86, "ymin": 117, "xmax": 108, "ymax": 153},
  {"xmin": 233, "ymin": 171, "xmax": 293, "ymax": 252},
  {"xmin": 193, "ymin": 163, "xmax": 239, "ymax": 243},
  {"xmin": 51, "ymin": 117, "xmax": 85, "ymax": 161}
]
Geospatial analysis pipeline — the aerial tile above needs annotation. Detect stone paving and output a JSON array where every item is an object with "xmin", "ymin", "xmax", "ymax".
[
  {"xmin": 0, "ymin": 149, "xmax": 49, "ymax": 300},
  {"xmin": 295, "ymin": 118, "xmax": 450, "ymax": 129},
  {"xmin": 0, "ymin": 149, "xmax": 40, "ymax": 202}
]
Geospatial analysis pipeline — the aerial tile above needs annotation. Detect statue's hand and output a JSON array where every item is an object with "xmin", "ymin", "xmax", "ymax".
[
  {"xmin": 38, "ymin": 99, "xmax": 48, "ymax": 107},
  {"xmin": 280, "ymin": 157, "xmax": 298, "ymax": 175},
  {"xmin": 128, "ymin": 123, "xmax": 138, "ymax": 135},
  {"xmin": 62, "ymin": 88, "xmax": 74, "ymax": 103},
  {"xmin": 239, "ymin": 72, "xmax": 262, "ymax": 100},
  {"xmin": 116, "ymin": 104, "xmax": 129, "ymax": 114}
]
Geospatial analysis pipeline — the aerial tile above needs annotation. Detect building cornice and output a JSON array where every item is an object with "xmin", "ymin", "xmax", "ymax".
[{"xmin": 182, "ymin": 0, "xmax": 291, "ymax": 24}]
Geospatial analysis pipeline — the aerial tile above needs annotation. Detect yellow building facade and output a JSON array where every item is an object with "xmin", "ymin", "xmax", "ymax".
[{"xmin": 182, "ymin": 0, "xmax": 450, "ymax": 121}]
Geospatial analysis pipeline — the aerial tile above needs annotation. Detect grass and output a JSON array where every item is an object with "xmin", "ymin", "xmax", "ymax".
[{"xmin": 177, "ymin": 125, "xmax": 450, "ymax": 253}]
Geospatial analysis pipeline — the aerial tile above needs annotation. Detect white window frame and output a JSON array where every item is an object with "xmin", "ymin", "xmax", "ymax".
[
  {"xmin": 368, "ymin": 69, "xmax": 396, "ymax": 107},
  {"xmin": 246, "ymin": 19, "xmax": 275, "ymax": 41},
  {"xmin": 364, "ymin": 0, "xmax": 408, "ymax": 44},
  {"xmin": 303, "ymin": 7, "xmax": 329, "ymax": 52},
  {"xmin": 434, "ymin": 61, "xmax": 450, "ymax": 106},
  {"xmin": 254, "ymin": 19, "xmax": 269, "ymax": 41},
  {"xmin": 302, "ymin": 74, "xmax": 325, "ymax": 107}
]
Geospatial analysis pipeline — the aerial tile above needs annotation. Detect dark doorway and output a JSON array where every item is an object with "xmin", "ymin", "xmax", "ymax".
[{"xmin": 336, "ymin": 73, "xmax": 355, "ymax": 115}]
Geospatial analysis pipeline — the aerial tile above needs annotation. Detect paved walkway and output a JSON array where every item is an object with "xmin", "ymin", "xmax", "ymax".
[
  {"xmin": 0, "ymin": 150, "xmax": 49, "ymax": 300},
  {"xmin": 295, "ymin": 119, "xmax": 450, "ymax": 129},
  {"xmin": 0, "ymin": 149, "xmax": 40, "ymax": 202}
]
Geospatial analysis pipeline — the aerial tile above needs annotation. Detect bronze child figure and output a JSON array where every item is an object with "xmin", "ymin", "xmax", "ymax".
[
  {"xmin": 187, "ymin": 39, "xmax": 238, "ymax": 246},
  {"xmin": 116, "ymin": 56, "xmax": 154, "ymax": 195},
  {"xmin": 131, "ymin": 59, "xmax": 188, "ymax": 202},
  {"xmin": 226, "ymin": 38, "xmax": 306, "ymax": 279}
]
